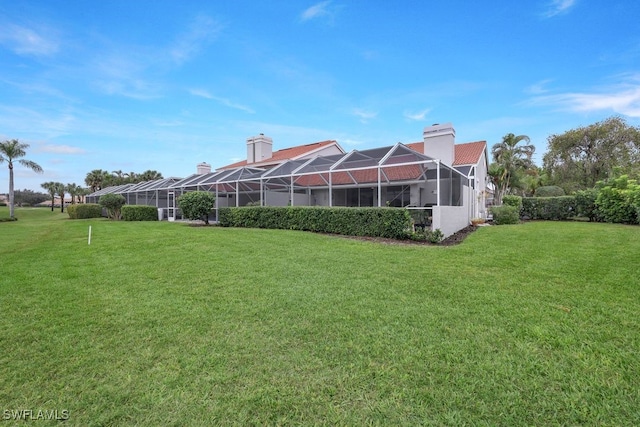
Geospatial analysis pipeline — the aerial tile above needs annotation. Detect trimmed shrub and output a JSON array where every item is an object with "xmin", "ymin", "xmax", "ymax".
[
  {"xmin": 411, "ymin": 228, "xmax": 444, "ymax": 243},
  {"xmin": 502, "ymin": 195, "xmax": 523, "ymax": 213},
  {"xmin": 122, "ymin": 205, "xmax": 158, "ymax": 221},
  {"xmin": 534, "ymin": 186, "xmax": 566, "ymax": 197},
  {"xmin": 99, "ymin": 194, "xmax": 126, "ymax": 220},
  {"xmin": 178, "ymin": 191, "xmax": 216, "ymax": 224},
  {"xmin": 574, "ymin": 189, "xmax": 599, "ymax": 221},
  {"xmin": 0, "ymin": 202, "xmax": 6, "ymax": 206},
  {"xmin": 219, "ymin": 206, "xmax": 411, "ymax": 239},
  {"xmin": 490, "ymin": 205, "xmax": 520, "ymax": 225},
  {"xmin": 67, "ymin": 204, "xmax": 102, "ymax": 219},
  {"xmin": 521, "ymin": 196, "xmax": 576, "ymax": 220},
  {"xmin": 595, "ymin": 176, "xmax": 640, "ymax": 224}
]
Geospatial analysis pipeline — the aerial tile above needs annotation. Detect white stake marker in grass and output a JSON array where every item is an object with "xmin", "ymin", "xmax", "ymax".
[{"xmin": 88, "ymin": 225, "xmax": 92, "ymax": 245}]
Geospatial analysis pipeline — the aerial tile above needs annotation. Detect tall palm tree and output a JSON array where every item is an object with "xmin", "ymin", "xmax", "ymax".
[
  {"xmin": 41, "ymin": 181, "xmax": 57, "ymax": 212},
  {"xmin": 491, "ymin": 133, "xmax": 535, "ymax": 205},
  {"xmin": 66, "ymin": 183, "xmax": 80, "ymax": 205},
  {"xmin": 55, "ymin": 182, "xmax": 66, "ymax": 213},
  {"xmin": 76, "ymin": 187, "xmax": 90, "ymax": 204},
  {"xmin": 0, "ymin": 139, "xmax": 44, "ymax": 219}
]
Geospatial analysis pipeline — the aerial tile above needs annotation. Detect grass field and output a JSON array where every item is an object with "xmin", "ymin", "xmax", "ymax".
[{"xmin": 1, "ymin": 207, "xmax": 639, "ymax": 425}]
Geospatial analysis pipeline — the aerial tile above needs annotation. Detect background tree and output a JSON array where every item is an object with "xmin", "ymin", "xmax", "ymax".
[
  {"xmin": 41, "ymin": 181, "xmax": 58, "ymax": 211},
  {"xmin": 139, "ymin": 170, "xmax": 163, "ymax": 182},
  {"xmin": 66, "ymin": 183, "xmax": 81, "ymax": 205},
  {"xmin": 543, "ymin": 116, "xmax": 640, "ymax": 193},
  {"xmin": 76, "ymin": 186, "xmax": 90, "ymax": 203},
  {"xmin": 13, "ymin": 189, "xmax": 49, "ymax": 206},
  {"xmin": 0, "ymin": 139, "xmax": 44, "ymax": 218},
  {"xmin": 490, "ymin": 133, "xmax": 535, "ymax": 204},
  {"xmin": 55, "ymin": 182, "xmax": 66, "ymax": 213},
  {"xmin": 178, "ymin": 191, "xmax": 215, "ymax": 225},
  {"xmin": 85, "ymin": 169, "xmax": 110, "ymax": 192}
]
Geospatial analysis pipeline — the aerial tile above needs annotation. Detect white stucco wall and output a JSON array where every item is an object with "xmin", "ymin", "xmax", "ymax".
[{"xmin": 431, "ymin": 204, "xmax": 471, "ymax": 238}]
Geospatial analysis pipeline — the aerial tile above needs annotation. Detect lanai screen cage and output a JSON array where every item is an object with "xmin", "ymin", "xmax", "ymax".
[{"xmin": 86, "ymin": 143, "xmax": 473, "ymax": 235}]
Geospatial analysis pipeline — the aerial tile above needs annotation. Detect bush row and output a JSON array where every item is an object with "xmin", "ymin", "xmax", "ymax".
[
  {"xmin": 497, "ymin": 176, "xmax": 640, "ymax": 224},
  {"xmin": 122, "ymin": 205, "xmax": 158, "ymax": 221},
  {"xmin": 219, "ymin": 206, "xmax": 411, "ymax": 239},
  {"xmin": 521, "ymin": 196, "xmax": 576, "ymax": 221},
  {"xmin": 67, "ymin": 204, "xmax": 102, "ymax": 219}
]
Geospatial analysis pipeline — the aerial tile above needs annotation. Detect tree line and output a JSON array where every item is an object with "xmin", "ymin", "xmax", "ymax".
[
  {"xmin": 84, "ymin": 169, "xmax": 164, "ymax": 192},
  {"xmin": 488, "ymin": 116, "xmax": 640, "ymax": 204}
]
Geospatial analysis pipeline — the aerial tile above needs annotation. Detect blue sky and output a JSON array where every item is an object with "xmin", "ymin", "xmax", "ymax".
[{"xmin": 1, "ymin": 0, "xmax": 639, "ymax": 193}]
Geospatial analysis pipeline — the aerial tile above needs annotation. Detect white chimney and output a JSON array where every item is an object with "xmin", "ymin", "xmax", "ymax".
[
  {"xmin": 423, "ymin": 123, "xmax": 455, "ymax": 166},
  {"xmin": 197, "ymin": 162, "xmax": 211, "ymax": 175},
  {"xmin": 246, "ymin": 133, "xmax": 273, "ymax": 164}
]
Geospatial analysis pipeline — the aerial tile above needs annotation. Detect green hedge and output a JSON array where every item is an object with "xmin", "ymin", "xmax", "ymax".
[
  {"xmin": 521, "ymin": 196, "xmax": 576, "ymax": 220},
  {"xmin": 574, "ymin": 189, "xmax": 599, "ymax": 221},
  {"xmin": 490, "ymin": 205, "xmax": 520, "ymax": 225},
  {"xmin": 122, "ymin": 205, "xmax": 158, "ymax": 221},
  {"xmin": 67, "ymin": 204, "xmax": 102, "ymax": 219},
  {"xmin": 502, "ymin": 195, "xmax": 523, "ymax": 212},
  {"xmin": 219, "ymin": 206, "xmax": 411, "ymax": 239},
  {"xmin": 534, "ymin": 185, "xmax": 565, "ymax": 197}
]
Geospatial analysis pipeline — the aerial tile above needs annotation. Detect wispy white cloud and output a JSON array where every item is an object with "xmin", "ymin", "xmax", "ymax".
[
  {"xmin": 527, "ymin": 75, "xmax": 640, "ymax": 117},
  {"xmin": 0, "ymin": 23, "xmax": 59, "ymax": 56},
  {"xmin": 189, "ymin": 88, "xmax": 255, "ymax": 113},
  {"xmin": 170, "ymin": 15, "xmax": 222, "ymax": 65},
  {"xmin": 404, "ymin": 108, "xmax": 431, "ymax": 121},
  {"xmin": 37, "ymin": 144, "xmax": 86, "ymax": 154},
  {"xmin": 300, "ymin": 1, "xmax": 337, "ymax": 23},
  {"xmin": 541, "ymin": 0, "xmax": 577, "ymax": 18},
  {"xmin": 525, "ymin": 79, "xmax": 554, "ymax": 95},
  {"xmin": 352, "ymin": 108, "xmax": 377, "ymax": 123}
]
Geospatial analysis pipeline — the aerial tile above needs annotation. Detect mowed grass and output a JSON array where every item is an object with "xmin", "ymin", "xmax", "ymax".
[{"xmin": 1, "ymin": 207, "xmax": 639, "ymax": 426}]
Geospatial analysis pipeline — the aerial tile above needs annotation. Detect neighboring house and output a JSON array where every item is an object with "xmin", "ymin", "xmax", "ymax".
[{"xmin": 86, "ymin": 123, "xmax": 489, "ymax": 237}]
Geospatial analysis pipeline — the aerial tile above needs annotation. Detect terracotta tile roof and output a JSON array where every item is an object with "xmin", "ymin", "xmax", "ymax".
[
  {"xmin": 293, "ymin": 164, "xmax": 426, "ymax": 187},
  {"xmin": 219, "ymin": 140, "xmax": 340, "ymax": 170},
  {"xmin": 453, "ymin": 141, "xmax": 487, "ymax": 165},
  {"xmin": 405, "ymin": 141, "xmax": 487, "ymax": 165}
]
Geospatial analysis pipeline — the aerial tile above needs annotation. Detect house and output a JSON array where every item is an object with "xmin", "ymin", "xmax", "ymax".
[{"xmin": 86, "ymin": 123, "xmax": 489, "ymax": 237}]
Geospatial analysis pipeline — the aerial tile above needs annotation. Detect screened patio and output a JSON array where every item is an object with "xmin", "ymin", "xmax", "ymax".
[{"xmin": 86, "ymin": 143, "xmax": 474, "ymax": 236}]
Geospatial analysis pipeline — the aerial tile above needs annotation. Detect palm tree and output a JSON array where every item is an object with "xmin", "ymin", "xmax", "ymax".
[
  {"xmin": 55, "ymin": 182, "xmax": 66, "ymax": 213},
  {"xmin": 139, "ymin": 170, "xmax": 163, "ymax": 182},
  {"xmin": 76, "ymin": 187, "xmax": 90, "ymax": 204},
  {"xmin": 112, "ymin": 170, "xmax": 126, "ymax": 185},
  {"xmin": 126, "ymin": 171, "xmax": 138, "ymax": 183},
  {"xmin": 41, "ymin": 181, "xmax": 57, "ymax": 212},
  {"xmin": 490, "ymin": 133, "xmax": 535, "ymax": 205},
  {"xmin": 66, "ymin": 183, "xmax": 83, "ymax": 205},
  {"xmin": 0, "ymin": 139, "xmax": 44, "ymax": 218},
  {"xmin": 85, "ymin": 169, "xmax": 109, "ymax": 192}
]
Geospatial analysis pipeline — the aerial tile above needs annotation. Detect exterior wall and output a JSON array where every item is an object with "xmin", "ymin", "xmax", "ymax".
[
  {"xmin": 302, "ymin": 144, "xmax": 344, "ymax": 159},
  {"xmin": 431, "ymin": 186, "xmax": 471, "ymax": 237},
  {"xmin": 476, "ymin": 150, "xmax": 488, "ymax": 218},
  {"xmin": 432, "ymin": 206, "xmax": 470, "ymax": 238}
]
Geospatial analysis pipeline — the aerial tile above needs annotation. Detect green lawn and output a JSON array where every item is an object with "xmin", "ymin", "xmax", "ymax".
[{"xmin": 1, "ymin": 207, "xmax": 639, "ymax": 426}]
